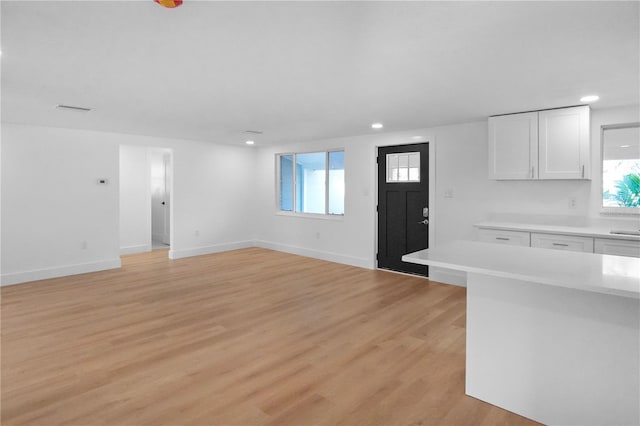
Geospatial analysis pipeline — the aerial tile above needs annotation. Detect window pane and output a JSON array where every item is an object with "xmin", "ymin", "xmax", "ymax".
[
  {"xmin": 602, "ymin": 126, "xmax": 640, "ymax": 209},
  {"xmin": 279, "ymin": 155, "xmax": 293, "ymax": 211},
  {"xmin": 398, "ymin": 167, "xmax": 409, "ymax": 181},
  {"xmin": 296, "ymin": 152, "xmax": 326, "ymax": 214},
  {"xmin": 329, "ymin": 151, "xmax": 345, "ymax": 215},
  {"xmin": 409, "ymin": 152, "xmax": 420, "ymax": 181},
  {"xmin": 387, "ymin": 154, "xmax": 398, "ymax": 182},
  {"xmin": 409, "ymin": 167, "xmax": 420, "ymax": 181},
  {"xmin": 387, "ymin": 152, "xmax": 420, "ymax": 183},
  {"xmin": 398, "ymin": 154, "xmax": 408, "ymax": 168}
]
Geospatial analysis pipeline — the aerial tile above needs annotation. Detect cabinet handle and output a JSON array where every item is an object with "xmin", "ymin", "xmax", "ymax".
[
  {"xmin": 582, "ymin": 165, "xmax": 585, "ymax": 178},
  {"xmin": 531, "ymin": 166, "xmax": 534, "ymax": 179},
  {"xmin": 552, "ymin": 243, "xmax": 569, "ymax": 247},
  {"xmin": 496, "ymin": 237, "xmax": 510, "ymax": 241}
]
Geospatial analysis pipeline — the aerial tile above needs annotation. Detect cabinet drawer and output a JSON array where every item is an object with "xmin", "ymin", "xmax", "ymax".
[
  {"xmin": 478, "ymin": 229, "xmax": 530, "ymax": 246},
  {"xmin": 594, "ymin": 238, "xmax": 640, "ymax": 258},
  {"xmin": 531, "ymin": 233, "xmax": 594, "ymax": 253}
]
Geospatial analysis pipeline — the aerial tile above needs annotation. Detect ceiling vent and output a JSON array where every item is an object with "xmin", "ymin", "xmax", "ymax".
[
  {"xmin": 56, "ymin": 104, "xmax": 92, "ymax": 112},
  {"xmin": 245, "ymin": 130, "xmax": 263, "ymax": 135}
]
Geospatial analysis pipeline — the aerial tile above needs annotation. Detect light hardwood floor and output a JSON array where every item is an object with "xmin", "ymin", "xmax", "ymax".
[{"xmin": 1, "ymin": 248, "xmax": 538, "ymax": 425}]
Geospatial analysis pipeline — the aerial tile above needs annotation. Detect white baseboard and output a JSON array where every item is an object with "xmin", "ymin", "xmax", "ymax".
[
  {"xmin": 120, "ymin": 244, "xmax": 152, "ymax": 255},
  {"xmin": 0, "ymin": 241, "xmax": 375, "ymax": 286},
  {"xmin": 429, "ymin": 266, "xmax": 467, "ymax": 287},
  {"xmin": 168, "ymin": 240, "xmax": 255, "ymax": 260},
  {"xmin": 1, "ymin": 258, "xmax": 122, "ymax": 286},
  {"xmin": 254, "ymin": 240, "xmax": 372, "ymax": 269}
]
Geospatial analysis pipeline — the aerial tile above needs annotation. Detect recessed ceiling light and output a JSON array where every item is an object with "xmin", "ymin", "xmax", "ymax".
[
  {"xmin": 371, "ymin": 123, "xmax": 383, "ymax": 129},
  {"xmin": 580, "ymin": 95, "xmax": 599, "ymax": 103},
  {"xmin": 620, "ymin": 145, "xmax": 631, "ymax": 148},
  {"xmin": 245, "ymin": 140, "xmax": 255, "ymax": 145}
]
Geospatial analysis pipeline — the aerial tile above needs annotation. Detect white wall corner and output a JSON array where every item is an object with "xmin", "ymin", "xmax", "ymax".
[
  {"xmin": 0, "ymin": 258, "xmax": 122, "ymax": 286},
  {"xmin": 168, "ymin": 240, "xmax": 255, "ymax": 260},
  {"xmin": 429, "ymin": 266, "xmax": 467, "ymax": 287},
  {"xmin": 254, "ymin": 240, "xmax": 373, "ymax": 269}
]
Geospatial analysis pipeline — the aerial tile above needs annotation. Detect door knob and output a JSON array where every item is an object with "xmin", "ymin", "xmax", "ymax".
[{"xmin": 418, "ymin": 219, "xmax": 429, "ymax": 225}]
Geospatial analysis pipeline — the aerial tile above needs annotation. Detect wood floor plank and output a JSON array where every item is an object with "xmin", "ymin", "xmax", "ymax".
[{"xmin": 1, "ymin": 248, "xmax": 539, "ymax": 425}]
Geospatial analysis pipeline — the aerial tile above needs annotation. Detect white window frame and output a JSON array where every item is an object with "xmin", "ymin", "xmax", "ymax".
[
  {"xmin": 276, "ymin": 149, "xmax": 345, "ymax": 218},
  {"xmin": 600, "ymin": 122, "xmax": 640, "ymax": 216}
]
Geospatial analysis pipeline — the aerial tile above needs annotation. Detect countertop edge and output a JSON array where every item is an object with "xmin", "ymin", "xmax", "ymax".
[{"xmin": 402, "ymin": 242, "xmax": 640, "ymax": 299}]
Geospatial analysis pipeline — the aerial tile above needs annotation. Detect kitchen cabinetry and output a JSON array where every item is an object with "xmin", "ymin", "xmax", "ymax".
[
  {"xmin": 476, "ymin": 223, "xmax": 640, "ymax": 257},
  {"xmin": 488, "ymin": 112, "xmax": 538, "ymax": 179},
  {"xmin": 478, "ymin": 229, "xmax": 531, "ymax": 246},
  {"xmin": 531, "ymin": 232, "xmax": 594, "ymax": 253},
  {"xmin": 594, "ymin": 238, "xmax": 640, "ymax": 258},
  {"xmin": 488, "ymin": 105, "xmax": 590, "ymax": 180},
  {"xmin": 538, "ymin": 107, "xmax": 590, "ymax": 179}
]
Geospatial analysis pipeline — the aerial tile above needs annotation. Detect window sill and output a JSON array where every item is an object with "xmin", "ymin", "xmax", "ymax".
[
  {"xmin": 600, "ymin": 207, "xmax": 640, "ymax": 216},
  {"xmin": 276, "ymin": 211, "xmax": 345, "ymax": 221}
]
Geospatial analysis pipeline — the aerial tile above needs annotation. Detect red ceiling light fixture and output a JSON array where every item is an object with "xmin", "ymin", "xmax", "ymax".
[{"xmin": 154, "ymin": 0, "xmax": 183, "ymax": 8}]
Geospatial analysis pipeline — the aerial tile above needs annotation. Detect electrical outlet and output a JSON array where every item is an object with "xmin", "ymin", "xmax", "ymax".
[
  {"xmin": 81, "ymin": 241, "xmax": 88, "ymax": 250},
  {"xmin": 315, "ymin": 232, "xmax": 320, "ymax": 239},
  {"xmin": 568, "ymin": 197, "xmax": 577, "ymax": 209},
  {"xmin": 194, "ymin": 230, "xmax": 200, "ymax": 237}
]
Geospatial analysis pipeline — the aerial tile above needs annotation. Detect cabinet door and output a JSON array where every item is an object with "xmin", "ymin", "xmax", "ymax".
[
  {"xmin": 594, "ymin": 238, "xmax": 640, "ymax": 258},
  {"xmin": 538, "ymin": 106, "xmax": 590, "ymax": 180},
  {"xmin": 531, "ymin": 233, "xmax": 594, "ymax": 252},
  {"xmin": 478, "ymin": 229, "xmax": 531, "ymax": 246},
  {"xmin": 488, "ymin": 112, "xmax": 538, "ymax": 180}
]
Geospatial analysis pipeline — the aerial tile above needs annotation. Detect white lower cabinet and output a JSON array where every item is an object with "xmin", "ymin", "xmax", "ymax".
[
  {"xmin": 477, "ymin": 226, "xmax": 639, "ymax": 257},
  {"xmin": 594, "ymin": 238, "xmax": 640, "ymax": 258},
  {"xmin": 478, "ymin": 229, "xmax": 531, "ymax": 246},
  {"xmin": 531, "ymin": 233, "xmax": 594, "ymax": 253}
]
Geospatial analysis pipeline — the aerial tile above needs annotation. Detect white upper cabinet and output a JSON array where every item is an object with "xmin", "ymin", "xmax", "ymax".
[
  {"xmin": 488, "ymin": 112, "xmax": 538, "ymax": 179},
  {"xmin": 488, "ymin": 105, "xmax": 590, "ymax": 180},
  {"xmin": 538, "ymin": 106, "xmax": 590, "ymax": 179}
]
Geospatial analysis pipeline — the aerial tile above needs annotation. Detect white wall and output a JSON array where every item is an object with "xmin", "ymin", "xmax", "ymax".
[
  {"xmin": 1, "ymin": 123, "xmax": 257, "ymax": 285},
  {"xmin": 254, "ymin": 131, "xmax": 435, "ymax": 269},
  {"xmin": 254, "ymin": 105, "xmax": 640, "ymax": 283},
  {"xmin": 169, "ymin": 138, "xmax": 257, "ymax": 258},
  {"xmin": 119, "ymin": 145, "xmax": 151, "ymax": 255},
  {"xmin": 2, "ymin": 105, "xmax": 637, "ymax": 286},
  {"xmin": 1, "ymin": 125, "xmax": 121, "ymax": 284}
]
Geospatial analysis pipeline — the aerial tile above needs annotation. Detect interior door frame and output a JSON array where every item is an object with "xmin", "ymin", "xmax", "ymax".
[{"xmin": 374, "ymin": 139, "xmax": 436, "ymax": 278}]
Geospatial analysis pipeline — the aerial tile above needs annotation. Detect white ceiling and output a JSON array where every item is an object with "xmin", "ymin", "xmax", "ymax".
[{"xmin": 2, "ymin": 1, "xmax": 638, "ymax": 146}]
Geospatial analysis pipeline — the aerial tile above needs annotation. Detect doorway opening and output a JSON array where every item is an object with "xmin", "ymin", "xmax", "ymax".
[
  {"xmin": 119, "ymin": 146, "xmax": 172, "ymax": 257},
  {"xmin": 150, "ymin": 149, "xmax": 171, "ymax": 251},
  {"xmin": 376, "ymin": 143, "xmax": 429, "ymax": 277}
]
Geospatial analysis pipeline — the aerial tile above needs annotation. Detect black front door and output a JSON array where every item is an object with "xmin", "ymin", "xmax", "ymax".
[{"xmin": 377, "ymin": 143, "xmax": 429, "ymax": 276}]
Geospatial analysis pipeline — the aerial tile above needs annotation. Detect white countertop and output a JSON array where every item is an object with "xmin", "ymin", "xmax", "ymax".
[
  {"xmin": 402, "ymin": 241, "xmax": 640, "ymax": 299},
  {"xmin": 474, "ymin": 221, "xmax": 640, "ymax": 241}
]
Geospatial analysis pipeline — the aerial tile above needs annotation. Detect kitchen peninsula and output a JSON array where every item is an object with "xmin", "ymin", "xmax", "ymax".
[{"xmin": 403, "ymin": 241, "xmax": 639, "ymax": 425}]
